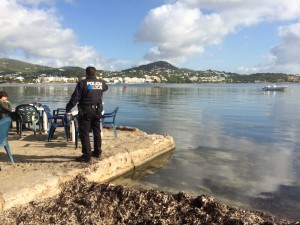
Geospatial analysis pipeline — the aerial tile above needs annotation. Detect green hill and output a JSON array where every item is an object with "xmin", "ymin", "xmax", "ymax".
[
  {"xmin": 0, "ymin": 58, "xmax": 298, "ymax": 83},
  {"xmin": 0, "ymin": 58, "xmax": 85, "ymax": 78},
  {"xmin": 122, "ymin": 61, "xmax": 178, "ymax": 72},
  {"xmin": 0, "ymin": 58, "xmax": 50, "ymax": 73}
]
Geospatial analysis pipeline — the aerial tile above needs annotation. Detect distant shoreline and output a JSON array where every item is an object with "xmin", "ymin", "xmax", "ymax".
[{"xmin": 0, "ymin": 81, "xmax": 297, "ymax": 86}]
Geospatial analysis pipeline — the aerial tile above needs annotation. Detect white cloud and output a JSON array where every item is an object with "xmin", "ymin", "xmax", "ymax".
[
  {"xmin": 239, "ymin": 22, "xmax": 300, "ymax": 74},
  {"xmin": 2, "ymin": 0, "xmax": 300, "ymax": 73},
  {"xmin": 0, "ymin": 0, "xmax": 109, "ymax": 70},
  {"xmin": 135, "ymin": 2, "xmax": 227, "ymax": 63},
  {"xmin": 271, "ymin": 23, "xmax": 300, "ymax": 65},
  {"xmin": 136, "ymin": 0, "xmax": 300, "ymax": 73}
]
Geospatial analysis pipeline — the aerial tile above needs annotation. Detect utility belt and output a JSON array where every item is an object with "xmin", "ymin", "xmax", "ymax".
[
  {"xmin": 78, "ymin": 103, "xmax": 101, "ymax": 109},
  {"xmin": 88, "ymin": 104, "xmax": 99, "ymax": 109},
  {"xmin": 78, "ymin": 104, "xmax": 103, "ymax": 116}
]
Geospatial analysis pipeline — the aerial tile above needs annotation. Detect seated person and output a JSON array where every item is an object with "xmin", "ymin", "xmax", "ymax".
[
  {"xmin": 33, "ymin": 98, "xmax": 43, "ymax": 107},
  {"xmin": 0, "ymin": 91, "xmax": 14, "ymax": 119}
]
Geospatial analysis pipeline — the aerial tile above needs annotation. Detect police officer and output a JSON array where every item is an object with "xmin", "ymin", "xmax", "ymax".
[{"xmin": 66, "ymin": 66, "xmax": 108, "ymax": 162}]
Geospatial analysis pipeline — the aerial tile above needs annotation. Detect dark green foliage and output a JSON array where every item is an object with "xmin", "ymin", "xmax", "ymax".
[
  {"xmin": 122, "ymin": 60, "xmax": 178, "ymax": 72},
  {"xmin": 0, "ymin": 58, "xmax": 50, "ymax": 73},
  {"xmin": 0, "ymin": 58, "xmax": 85, "ymax": 79},
  {"xmin": 230, "ymin": 73, "xmax": 290, "ymax": 83}
]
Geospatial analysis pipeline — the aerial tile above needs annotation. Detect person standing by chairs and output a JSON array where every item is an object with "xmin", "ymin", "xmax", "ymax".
[
  {"xmin": 0, "ymin": 91, "xmax": 14, "ymax": 119},
  {"xmin": 66, "ymin": 66, "xmax": 108, "ymax": 163}
]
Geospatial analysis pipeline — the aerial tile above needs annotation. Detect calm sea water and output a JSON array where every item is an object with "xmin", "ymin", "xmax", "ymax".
[{"xmin": 1, "ymin": 83, "xmax": 300, "ymax": 220}]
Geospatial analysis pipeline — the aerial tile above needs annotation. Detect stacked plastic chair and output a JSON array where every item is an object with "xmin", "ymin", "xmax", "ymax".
[
  {"xmin": 15, "ymin": 104, "xmax": 41, "ymax": 137},
  {"xmin": 0, "ymin": 117, "xmax": 14, "ymax": 170}
]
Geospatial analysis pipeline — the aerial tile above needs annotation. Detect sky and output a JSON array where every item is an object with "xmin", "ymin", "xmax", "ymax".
[{"xmin": 1, "ymin": 0, "xmax": 300, "ymax": 74}]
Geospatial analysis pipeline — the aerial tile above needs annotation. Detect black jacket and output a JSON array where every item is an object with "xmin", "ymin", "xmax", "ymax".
[
  {"xmin": 0, "ymin": 100, "xmax": 12, "ymax": 118},
  {"xmin": 66, "ymin": 76, "xmax": 108, "ymax": 112}
]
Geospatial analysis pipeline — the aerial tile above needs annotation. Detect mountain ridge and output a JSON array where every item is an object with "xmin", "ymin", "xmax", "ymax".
[
  {"xmin": 122, "ymin": 60, "xmax": 179, "ymax": 72},
  {"xmin": 0, "ymin": 58, "xmax": 209, "ymax": 73},
  {"xmin": 0, "ymin": 58, "xmax": 50, "ymax": 73},
  {"xmin": 0, "ymin": 58, "xmax": 298, "ymax": 84}
]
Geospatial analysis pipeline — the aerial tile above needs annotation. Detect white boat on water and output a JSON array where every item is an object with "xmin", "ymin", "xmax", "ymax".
[{"xmin": 262, "ymin": 85, "xmax": 288, "ymax": 91}]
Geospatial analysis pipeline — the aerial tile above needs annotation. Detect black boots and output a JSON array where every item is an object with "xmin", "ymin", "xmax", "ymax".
[
  {"xmin": 75, "ymin": 154, "xmax": 91, "ymax": 163},
  {"xmin": 91, "ymin": 151, "xmax": 101, "ymax": 158},
  {"xmin": 75, "ymin": 151, "xmax": 101, "ymax": 162}
]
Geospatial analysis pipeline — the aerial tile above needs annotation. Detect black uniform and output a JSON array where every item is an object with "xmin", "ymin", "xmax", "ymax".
[{"xmin": 66, "ymin": 75, "xmax": 108, "ymax": 160}]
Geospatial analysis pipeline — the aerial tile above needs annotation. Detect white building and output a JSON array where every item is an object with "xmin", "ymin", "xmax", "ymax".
[
  {"xmin": 39, "ymin": 76, "xmax": 78, "ymax": 83},
  {"xmin": 123, "ymin": 77, "xmax": 145, "ymax": 84}
]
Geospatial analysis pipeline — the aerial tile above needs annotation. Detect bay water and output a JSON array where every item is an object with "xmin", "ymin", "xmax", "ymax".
[{"xmin": 1, "ymin": 83, "xmax": 300, "ymax": 220}]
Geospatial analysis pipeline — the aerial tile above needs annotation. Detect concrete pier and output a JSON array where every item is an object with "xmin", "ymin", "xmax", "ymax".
[{"xmin": 0, "ymin": 126, "xmax": 175, "ymax": 211}]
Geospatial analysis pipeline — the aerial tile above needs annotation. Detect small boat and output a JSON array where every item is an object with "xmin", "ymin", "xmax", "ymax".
[{"xmin": 262, "ymin": 85, "xmax": 287, "ymax": 91}]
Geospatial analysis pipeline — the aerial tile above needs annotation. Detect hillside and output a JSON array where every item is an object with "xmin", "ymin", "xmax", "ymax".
[
  {"xmin": 0, "ymin": 58, "xmax": 180, "ymax": 74},
  {"xmin": 0, "ymin": 58, "xmax": 85, "ymax": 78},
  {"xmin": 123, "ymin": 60, "xmax": 178, "ymax": 72},
  {"xmin": 0, "ymin": 58, "xmax": 299, "ymax": 84},
  {"xmin": 0, "ymin": 58, "xmax": 50, "ymax": 73}
]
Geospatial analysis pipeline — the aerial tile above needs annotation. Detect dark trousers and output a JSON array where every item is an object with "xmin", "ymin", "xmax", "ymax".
[{"xmin": 78, "ymin": 107, "xmax": 102, "ymax": 156}]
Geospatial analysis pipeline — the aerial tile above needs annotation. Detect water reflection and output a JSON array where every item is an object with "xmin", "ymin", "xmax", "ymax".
[
  {"xmin": 107, "ymin": 84, "xmax": 300, "ymax": 220},
  {"xmin": 111, "ymin": 150, "xmax": 174, "ymax": 187}
]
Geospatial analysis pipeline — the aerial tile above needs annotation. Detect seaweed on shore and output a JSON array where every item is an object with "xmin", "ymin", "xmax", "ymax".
[{"xmin": 0, "ymin": 175, "xmax": 298, "ymax": 225}]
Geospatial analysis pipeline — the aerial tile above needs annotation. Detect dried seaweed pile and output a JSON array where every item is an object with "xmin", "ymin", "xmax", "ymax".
[{"xmin": 0, "ymin": 176, "xmax": 298, "ymax": 225}]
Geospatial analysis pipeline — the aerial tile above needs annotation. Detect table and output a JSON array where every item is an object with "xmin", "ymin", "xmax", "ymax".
[
  {"xmin": 36, "ymin": 106, "xmax": 48, "ymax": 133},
  {"xmin": 70, "ymin": 111, "xmax": 78, "ymax": 143}
]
